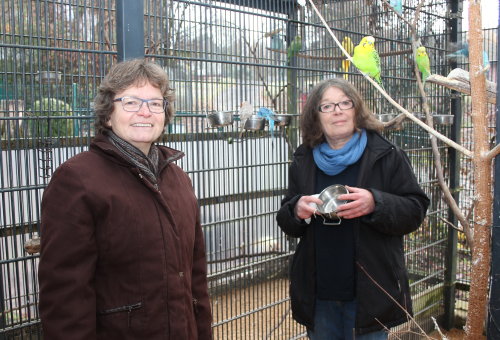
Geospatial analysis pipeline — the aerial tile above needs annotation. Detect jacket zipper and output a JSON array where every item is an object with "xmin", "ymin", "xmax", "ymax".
[
  {"xmin": 99, "ymin": 302, "xmax": 143, "ymax": 328},
  {"xmin": 138, "ymin": 173, "xmax": 161, "ymax": 192}
]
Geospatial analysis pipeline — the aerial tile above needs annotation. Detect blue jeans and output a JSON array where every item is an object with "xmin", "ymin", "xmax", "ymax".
[{"xmin": 307, "ymin": 299, "xmax": 388, "ymax": 340}]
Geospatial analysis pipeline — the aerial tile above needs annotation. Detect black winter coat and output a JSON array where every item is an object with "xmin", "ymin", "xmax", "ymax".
[{"xmin": 276, "ymin": 130, "xmax": 429, "ymax": 335}]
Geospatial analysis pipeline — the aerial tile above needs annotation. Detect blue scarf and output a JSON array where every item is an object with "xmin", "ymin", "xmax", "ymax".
[{"xmin": 313, "ymin": 129, "xmax": 367, "ymax": 176}]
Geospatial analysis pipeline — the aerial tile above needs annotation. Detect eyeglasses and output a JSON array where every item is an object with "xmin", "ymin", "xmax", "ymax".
[
  {"xmin": 318, "ymin": 100, "xmax": 354, "ymax": 113},
  {"xmin": 113, "ymin": 96, "xmax": 168, "ymax": 114}
]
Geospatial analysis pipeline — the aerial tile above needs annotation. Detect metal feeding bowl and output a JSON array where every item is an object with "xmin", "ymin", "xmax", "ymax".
[
  {"xmin": 433, "ymin": 114, "xmax": 453, "ymax": 125},
  {"xmin": 275, "ymin": 114, "xmax": 292, "ymax": 127},
  {"xmin": 206, "ymin": 111, "xmax": 234, "ymax": 128},
  {"xmin": 411, "ymin": 113, "xmax": 426, "ymax": 122},
  {"xmin": 36, "ymin": 71, "xmax": 62, "ymax": 84},
  {"xmin": 316, "ymin": 184, "xmax": 349, "ymax": 225},
  {"xmin": 377, "ymin": 113, "xmax": 398, "ymax": 123},
  {"xmin": 244, "ymin": 116, "xmax": 265, "ymax": 131}
]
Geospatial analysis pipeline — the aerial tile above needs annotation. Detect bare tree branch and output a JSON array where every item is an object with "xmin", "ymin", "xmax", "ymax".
[
  {"xmin": 356, "ymin": 262, "xmax": 431, "ymax": 338},
  {"xmin": 305, "ymin": 0, "xmax": 473, "ymax": 158},
  {"xmin": 408, "ymin": 0, "xmax": 475, "ymax": 250},
  {"xmin": 381, "ymin": 113, "xmax": 406, "ymax": 129},
  {"xmin": 427, "ymin": 69, "xmax": 496, "ymax": 104},
  {"xmin": 431, "ymin": 316, "xmax": 449, "ymax": 340},
  {"xmin": 486, "ymin": 143, "xmax": 500, "ymax": 161},
  {"xmin": 464, "ymin": 0, "xmax": 493, "ymax": 337}
]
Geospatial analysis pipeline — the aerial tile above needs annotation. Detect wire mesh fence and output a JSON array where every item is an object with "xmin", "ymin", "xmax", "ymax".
[{"xmin": 0, "ymin": 0, "xmax": 496, "ymax": 339}]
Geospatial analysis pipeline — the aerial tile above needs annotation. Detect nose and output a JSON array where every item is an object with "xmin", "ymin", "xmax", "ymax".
[{"xmin": 137, "ymin": 102, "xmax": 153, "ymax": 117}]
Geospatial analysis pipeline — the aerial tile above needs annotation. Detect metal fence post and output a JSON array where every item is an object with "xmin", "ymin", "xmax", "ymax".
[
  {"xmin": 487, "ymin": 9, "xmax": 500, "ymax": 339},
  {"xmin": 0, "ymin": 266, "xmax": 5, "ymax": 340},
  {"xmin": 443, "ymin": 0, "xmax": 462, "ymax": 330},
  {"xmin": 116, "ymin": 0, "xmax": 144, "ymax": 61}
]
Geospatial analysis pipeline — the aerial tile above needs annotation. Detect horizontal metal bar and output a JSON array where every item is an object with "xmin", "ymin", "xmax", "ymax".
[
  {"xmin": 0, "ymin": 185, "xmax": 46, "ymax": 194},
  {"xmin": 207, "ymin": 252, "xmax": 291, "ymax": 270},
  {"xmin": 0, "ymin": 42, "xmax": 116, "ymax": 55},
  {"xmin": 198, "ymin": 188, "xmax": 286, "ymax": 206},
  {"xmin": 211, "ymin": 297, "xmax": 290, "ymax": 327},
  {"xmin": 0, "ymin": 320, "xmax": 41, "ymax": 334}
]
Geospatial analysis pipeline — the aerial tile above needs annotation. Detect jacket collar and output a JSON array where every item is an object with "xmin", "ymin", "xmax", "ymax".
[
  {"xmin": 90, "ymin": 134, "xmax": 185, "ymax": 170},
  {"xmin": 360, "ymin": 130, "xmax": 394, "ymax": 164}
]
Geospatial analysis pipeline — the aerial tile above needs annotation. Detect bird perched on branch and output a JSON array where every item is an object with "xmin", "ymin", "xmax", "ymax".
[
  {"xmin": 415, "ymin": 46, "xmax": 431, "ymax": 86},
  {"xmin": 352, "ymin": 36, "xmax": 384, "ymax": 89},
  {"xmin": 257, "ymin": 107, "xmax": 277, "ymax": 138},
  {"xmin": 287, "ymin": 35, "xmax": 302, "ymax": 63},
  {"xmin": 447, "ymin": 42, "xmax": 490, "ymax": 73},
  {"xmin": 238, "ymin": 101, "xmax": 254, "ymax": 139},
  {"xmin": 341, "ymin": 36, "xmax": 354, "ymax": 80}
]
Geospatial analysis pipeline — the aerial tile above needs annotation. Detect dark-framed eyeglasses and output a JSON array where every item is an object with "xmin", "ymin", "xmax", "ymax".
[
  {"xmin": 318, "ymin": 100, "xmax": 354, "ymax": 113},
  {"xmin": 113, "ymin": 96, "xmax": 168, "ymax": 114}
]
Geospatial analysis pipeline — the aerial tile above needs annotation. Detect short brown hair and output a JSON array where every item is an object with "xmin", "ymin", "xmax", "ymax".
[
  {"xmin": 94, "ymin": 58, "xmax": 175, "ymax": 134},
  {"xmin": 300, "ymin": 78, "xmax": 383, "ymax": 147}
]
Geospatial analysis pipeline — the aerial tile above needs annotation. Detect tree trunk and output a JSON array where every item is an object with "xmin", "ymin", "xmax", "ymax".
[{"xmin": 464, "ymin": 0, "xmax": 492, "ymax": 338}]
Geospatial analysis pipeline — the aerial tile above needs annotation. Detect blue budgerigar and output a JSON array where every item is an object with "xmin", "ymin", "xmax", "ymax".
[
  {"xmin": 447, "ymin": 42, "xmax": 490, "ymax": 73},
  {"xmin": 257, "ymin": 107, "xmax": 277, "ymax": 138},
  {"xmin": 271, "ymin": 34, "xmax": 284, "ymax": 51}
]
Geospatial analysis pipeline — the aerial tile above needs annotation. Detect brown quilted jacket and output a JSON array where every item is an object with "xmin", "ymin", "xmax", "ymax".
[{"xmin": 39, "ymin": 134, "xmax": 212, "ymax": 339}]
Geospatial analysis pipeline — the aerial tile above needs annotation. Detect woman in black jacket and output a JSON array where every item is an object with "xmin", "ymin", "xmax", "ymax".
[{"xmin": 276, "ymin": 78, "xmax": 429, "ymax": 339}]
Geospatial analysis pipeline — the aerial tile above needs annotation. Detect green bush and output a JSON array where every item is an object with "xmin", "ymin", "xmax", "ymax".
[{"xmin": 30, "ymin": 98, "xmax": 73, "ymax": 137}]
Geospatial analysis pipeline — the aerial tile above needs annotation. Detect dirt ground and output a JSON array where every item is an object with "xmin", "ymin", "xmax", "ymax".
[
  {"xmin": 210, "ymin": 277, "xmax": 481, "ymax": 340},
  {"xmin": 211, "ymin": 277, "xmax": 307, "ymax": 339}
]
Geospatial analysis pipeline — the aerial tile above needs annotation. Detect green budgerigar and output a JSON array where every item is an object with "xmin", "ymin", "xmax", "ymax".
[
  {"xmin": 352, "ymin": 36, "xmax": 384, "ymax": 89},
  {"xmin": 287, "ymin": 35, "xmax": 302, "ymax": 63},
  {"xmin": 415, "ymin": 46, "xmax": 431, "ymax": 85}
]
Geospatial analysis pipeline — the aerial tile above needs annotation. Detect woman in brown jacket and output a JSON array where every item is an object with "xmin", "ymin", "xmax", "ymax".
[{"xmin": 38, "ymin": 59, "xmax": 212, "ymax": 339}]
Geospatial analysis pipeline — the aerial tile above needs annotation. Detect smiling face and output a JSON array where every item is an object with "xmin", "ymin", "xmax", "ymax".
[
  {"xmin": 107, "ymin": 82, "xmax": 165, "ymax": 155},
  {"xmin": 318, "ymin": 86, "xmax": 357, "ymax": 149}
]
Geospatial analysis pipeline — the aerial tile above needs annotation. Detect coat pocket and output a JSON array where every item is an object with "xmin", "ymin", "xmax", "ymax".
[{"xmin": 98, "ymin": 302, "xmax": 143, "ymax": 328}]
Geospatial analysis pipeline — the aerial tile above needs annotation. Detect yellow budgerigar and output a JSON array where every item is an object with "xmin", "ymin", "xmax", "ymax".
[
  {"xmin": 415, "ymin": 46, "xmax": 431, "ymax": 85},
  {"xmin": 352, "ymin": 36, "xmax": 384, "ymax": 89},
  {"xmin": 341, "ymin": 36, "xmax": 354, "ymax": 80}
]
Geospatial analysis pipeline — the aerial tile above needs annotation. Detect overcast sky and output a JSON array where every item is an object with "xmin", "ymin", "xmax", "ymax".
[{"xmin": 463, "ymin": 0, "xmax": 499, "ymax": 29}]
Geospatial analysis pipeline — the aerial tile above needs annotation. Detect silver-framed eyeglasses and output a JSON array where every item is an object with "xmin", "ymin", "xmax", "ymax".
[
  {"xmin": 113, "ymin": 96, "xmax": 168, "ymax": 114},
  {"xmin": 318, "ymin": 100, "xmax": 354, "ymax": 113}
]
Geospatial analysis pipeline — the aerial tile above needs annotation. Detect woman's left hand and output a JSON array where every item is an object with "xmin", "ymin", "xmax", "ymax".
[{"xmin": 335, "ymin": 185, "xmax": 375, "ymax": 219}]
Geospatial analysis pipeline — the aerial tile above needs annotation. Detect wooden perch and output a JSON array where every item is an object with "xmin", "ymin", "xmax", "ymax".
[
  {"xmin": 427, "ymin": 68, "xmax": 497, "ymax": 104},
  {"xmin": 24, "ymin": 237, "xmax": 41, "ymax": 254},
  {"xmin": 382, "ymin": 113, "xmax": 407, "ymax": 130},
  {"xmin": 266, "ymin": 48, "xmax": 413, "ymax": 61}
]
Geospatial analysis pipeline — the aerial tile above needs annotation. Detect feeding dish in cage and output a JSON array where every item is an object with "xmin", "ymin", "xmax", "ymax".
[
  {"xmin": 244, "ymin": 116, "xmax": 265, "ymax": 131},
  {"xmin": 36, "ymin": 71, "xmax": 62, "ymax": 84},
  {"xmin": 377, "ymin": 113, "xmax": 398, "ymax": 122},
  {"xmin": 434, "ymin": 114, "xmax": 453, "ymax": 125},
  {"xmin": 411, "ymin": 113, "xmax": 426, "ymax": 121},
  {"xmin": 275, "ymin": 114, "xmax": 292, "ymax": 126},
  {"xmin": 206, "ymin": 111, "xmax": 233, "ymax": 128}
]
